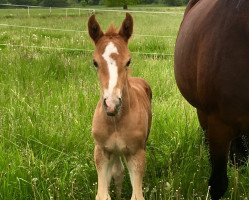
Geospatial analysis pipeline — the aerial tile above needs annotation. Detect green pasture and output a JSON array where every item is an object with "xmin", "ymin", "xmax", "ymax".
[{"xmin": 0, "ymin": 6, "xmax": 249, "ymax": 200}]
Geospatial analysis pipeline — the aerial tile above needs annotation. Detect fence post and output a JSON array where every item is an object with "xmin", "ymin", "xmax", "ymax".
[
  {"xmin": 28, "ymin": 6, "xmax": 30, "ymax": 17},
  {"xmin": 49, "ymin": 7, "xmax": 51, "ymax": 15},
  {"xmin": 79, "ymin": 8, "xmax": 80, "ymax": 16},
  {"xmin": 66, "ymin": 8, "xmax": 67, "ymax": 18}
]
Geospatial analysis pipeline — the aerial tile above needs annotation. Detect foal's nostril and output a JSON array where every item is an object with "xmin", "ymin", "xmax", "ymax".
[
  {"xmin": 103, "ymin": 98, "xmax": 107, "ymax": 107},
  {"xmin": 118, "ymin": 97, "xmax": 122, "ymax": 105},
  {"xmin": 103, "ymin": 97, "xmax": 122, "ymax": 116}
]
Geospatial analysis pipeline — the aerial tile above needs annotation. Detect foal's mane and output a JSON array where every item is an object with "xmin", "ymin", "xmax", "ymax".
[{"xmin": 105, "ymin": 24, "xmax": 119, "ymax": 37}]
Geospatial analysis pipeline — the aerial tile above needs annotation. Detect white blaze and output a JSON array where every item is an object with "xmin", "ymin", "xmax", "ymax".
[{"xmin": 102, "ymin": 42, "xmax": 119, "ymax": 97}]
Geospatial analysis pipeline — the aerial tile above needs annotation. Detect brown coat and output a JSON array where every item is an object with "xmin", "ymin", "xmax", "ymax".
[
  {"xmin": 88, "ymin": 13, "xmax": 152, "ymax": 200},
  {"xmin": 175, "ymin": 0, "xmax": 249, "ymax": 199}
]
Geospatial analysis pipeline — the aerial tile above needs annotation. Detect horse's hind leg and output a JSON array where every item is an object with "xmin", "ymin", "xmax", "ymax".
[
  {"xmin": 230, "ymin": 135, "xmax": 249, "ymax": 166},
  {"xmin": 197, "ymin": 109, "xmax": 208, "ymax": 144},
  {"xmin": 207, "ymin": 114, "xmax": 235, "ymax": 200},
  {"xmin": 197, "ymin": 109, "xmax": 208, "ymax": 131},
  {"xmin": 112, "ymin": 156, "xmax": 125, "ymax": 200}
]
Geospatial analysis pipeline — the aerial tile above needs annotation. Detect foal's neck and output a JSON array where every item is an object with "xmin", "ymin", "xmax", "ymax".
[{"xmin": 119, "ymin": 77, "xmax": 136, "ymax": 116}]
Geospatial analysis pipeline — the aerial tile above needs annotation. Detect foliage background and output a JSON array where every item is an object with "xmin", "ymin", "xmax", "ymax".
[{"xmin": 0, "ymin": 0, "xmax": 189, "ymax": 7}]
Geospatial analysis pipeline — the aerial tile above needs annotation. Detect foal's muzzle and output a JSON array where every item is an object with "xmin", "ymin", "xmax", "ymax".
[{"xmin": 103, "ymin": 97, "xmax": 122, "ymax": 116}]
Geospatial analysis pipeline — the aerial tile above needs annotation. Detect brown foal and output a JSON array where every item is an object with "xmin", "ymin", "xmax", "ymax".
[{"xmin": 88, "ymin": 13, "xmax": 152, "ymax": 200}]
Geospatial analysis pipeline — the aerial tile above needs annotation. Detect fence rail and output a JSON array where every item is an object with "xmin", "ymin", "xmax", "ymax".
[
  {"xmin": 0, "ymin": 23, "xmax": 176, "ymax": 39},
  {"xmin": 0, "ymin": 3, "xmax": 184, "ymax": 15},
  {"xmin": 0, "ymin": 43, "xmax": 174, "ymax": 57},
  {"xmin": 0, "ymin": 4, "xmax": 178, "ymax": 57}
]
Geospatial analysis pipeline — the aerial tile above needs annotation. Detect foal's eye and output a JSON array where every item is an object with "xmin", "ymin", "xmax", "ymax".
[
  {"xmin": 126, "ymin": 59, "xmax": 131, "ymax": 67},
  {"xmin": 93, "ymin": 60, "xmax": 98, "ymax": 68}
]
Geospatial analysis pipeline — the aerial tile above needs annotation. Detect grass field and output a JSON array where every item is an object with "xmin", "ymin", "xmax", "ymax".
[{"xmin": 0, "ymin": 5, "xmax": 249, "ymax": 200}]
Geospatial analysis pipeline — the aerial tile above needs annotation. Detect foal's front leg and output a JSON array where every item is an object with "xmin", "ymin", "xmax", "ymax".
[
  {"xmin": 126, "ymin": 149, "xmax": 145, "ymax": 200},
  {"xmin": 94, "ymin": 145, "xmax": 112, "ymax": 200}
]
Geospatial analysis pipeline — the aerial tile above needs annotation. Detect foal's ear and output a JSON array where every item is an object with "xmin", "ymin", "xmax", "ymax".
[
  {"xmin": 118, "ymin": 13, "xmax": 133, "ymax": 42},
  {"xmin": 88, "ymin": 15, "xmax": 104, "ymax": 44}
]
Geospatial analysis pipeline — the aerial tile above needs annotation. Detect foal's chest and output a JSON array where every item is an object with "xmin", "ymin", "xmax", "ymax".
[
  {"xmin": 92, "ymin": 100, "xmax": 149, "ymax": 155},
  {"xmin": 93, "ymin": 127, "xmax": 143, "ymax": 155},
  {"xmin": 104, "ymin": 131, "xmax": 129, "ymax": 154}
]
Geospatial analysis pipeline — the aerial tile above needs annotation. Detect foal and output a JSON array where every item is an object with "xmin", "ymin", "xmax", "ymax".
[{"xmin": 88, "ymin": 13, "xmax": 152, "ymax": 200}]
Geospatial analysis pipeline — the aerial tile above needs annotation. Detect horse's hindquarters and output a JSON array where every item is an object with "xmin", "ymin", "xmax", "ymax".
[
  {"xmin": 175, "ymin": 0, "xmax": 249, "ymax": 118},
  {"xmin": 174, "ymin": 0, "xmax": 218, "ymax": 109},
  {"xmin": 174, "ymin": 0, "xmax": 249, "ymax": 199}
]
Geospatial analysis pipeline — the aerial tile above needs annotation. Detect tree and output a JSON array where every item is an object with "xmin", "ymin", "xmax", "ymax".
[
  {"xmin": 104, "ymin": 0, "xmax": 140, "ymax": 8},
  {"xmin": 8, "ymin": 0, "xmax": 39, "ymax": 5},
  {"xmin": 140, "ymin": 0, "xmax": 155, "ymax": 3},
  {"xmin": 88, "ymin": 0, "xmax": 100, "ymax": 4},
  {"xmin": 0, "ymin": 0, "xmax": 7, "ymax": 3},
  {"xmin": 163, "ymin": 0, "xmax": 187, "ymax": 6},
  {"xmin": 42, "ymin": 0, "xmax": 68, "ymax": 7}
]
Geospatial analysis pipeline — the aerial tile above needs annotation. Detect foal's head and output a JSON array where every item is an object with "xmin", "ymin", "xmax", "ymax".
[{"xmin": 88, "ymin": 13, "xmax": 133, "ymax": 116}]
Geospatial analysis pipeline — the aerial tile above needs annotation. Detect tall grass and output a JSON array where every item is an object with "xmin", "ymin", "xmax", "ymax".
[{"xmin": 0, "ymin": 6, "xmax": 249, "ymax": 199}]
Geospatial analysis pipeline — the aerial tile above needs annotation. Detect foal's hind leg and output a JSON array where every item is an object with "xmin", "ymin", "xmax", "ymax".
[
  {"xmin": 125, "ymin": 149, "xmax": 145, "ymax": 200},
  {"xmin": 207, "ymin": 114, "xmax": 234, "ymax": 200},
  {"xmin": 111, "ymin": 156, "xmax": 125, "ymax": 200}
]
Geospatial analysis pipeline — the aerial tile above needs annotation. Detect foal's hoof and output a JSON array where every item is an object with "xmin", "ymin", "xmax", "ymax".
[
  {"xmin": 96, "ymin": 194, "xmax": 111, "ymax": 200},
  {"xmin": 130, "ymin": 194, "xmax": 144, "ymax": 200}
]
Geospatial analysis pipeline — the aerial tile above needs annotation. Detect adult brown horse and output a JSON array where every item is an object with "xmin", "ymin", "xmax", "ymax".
[
  {"xmin": 174, "ymin": 0, "xmax": 249, "ymax": 199},
  {"xmin": 88, "ymin": 13, "xmax": 152, "ymax": 200}
]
